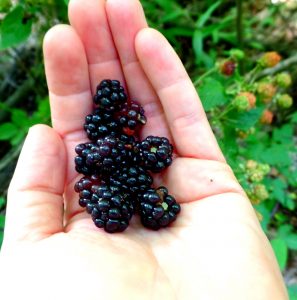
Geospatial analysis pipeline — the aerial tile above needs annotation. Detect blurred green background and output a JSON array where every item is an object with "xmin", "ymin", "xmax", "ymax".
[{"xmin": 0, "ymin": 0, "xmax": 297, "ymax": 298}]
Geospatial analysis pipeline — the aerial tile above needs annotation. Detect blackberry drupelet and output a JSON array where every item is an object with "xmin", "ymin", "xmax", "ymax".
[
  {"xmin": 136, "ymin": 136, "xmax": 173, "ymax": 173},
  {"xmin": 74, "ymin": 142, "xmax": 99, "ymax": 175},
  {"xmin": 108, "ymin": 165, "xmax": 153, "ymax": 196},
  {"xmin": 138, "ymin": 186, "xmax": 181, "ymax": 230},
  {"xmin": 88, "ymin": 183, "xmax": 134, "ymax": 233},
  {"xmin": 115, "ymin": 101, "xmax": 146, "ymax": 135},
  {"xmin": 84, "ymin": 107, "xmax": 120, "ymax": 141},
  {"xmin": 94, "ymin": 80, "xmax": 127, "ymax": 111}
]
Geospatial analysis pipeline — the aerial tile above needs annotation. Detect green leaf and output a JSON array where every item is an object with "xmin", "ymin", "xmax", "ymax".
[
  {"xmin": 288, "ymin": 285, "xmax": 297, "ymax": 300},
  {"xmin": 269, "ymin": 178, "xmax": 287, "ymax": 206},
  {"xmin": 0, "ymin": 231, "xmax": 3, "ymax": 249},
  {"xmin": 260, "ymin": 144, "xmax": 291, "ymax": 167},
  {"xmin": 11, "ymin": 109, "xmax": 29, "ymax": 127},
  {"xmin": 197, "ymin": 78, "xmax": 228, "ymax": 111},
  {"xmin": 196, "ymin": 1, "xmax": 222, "ymax": 28},
  {"xmin": 0, "ymin": 215, "xmax": 5, "ymax": 228},
  {"xmin": 273, "ymin": 124, "xmax": 293, "ymax": 145},
  {"xmin": 0, "ymin": 197, "xmax": 5, "ymax": 209},
  {"xmin": 228, "ymin": 107, "xmax": 264, "ymax": 131},
  {"xmin": 0, "ymin": 122, "xmax": 18, "ymax": 140},
  {"xmin": 270, "ymin": 238, "xmax": 288, "ymax": 271},
  {"xmin": 10, "ymin": 131, "xmax": 26, "ymax": 146},
  {"xmin": 64, "ymin": 0, "xmax": 69, "ymax": 4},
  {"xmin": 0, "ymin": 5, "xmax": 33, "ymax": 49}
]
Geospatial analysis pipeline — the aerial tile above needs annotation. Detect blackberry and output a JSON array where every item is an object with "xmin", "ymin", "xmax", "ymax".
[
  {"xmin": 84, "ymin": 107, "xmax": 120, "ymax": 141},
  {"xmin": 138, "ymin": 186, "xmax": 181, "ymax": 230},
  {"xmin": 115, "ymin": 101, "xmax": 146, "ymax": 135},
  {"xmin": 83, "ymin": 136, "xmax": 135, "ymax": 175},
  {"xmin": 94, "ymin": 80, "xmax": 127, "ymax": 111},
  {"xmin": 74, "ymin": 142, "xmax": 99, "ymax": 175},
  {"xmin": 74, "ymin": 175, "xmax": 101, "ymax": 208},
  {"xmin": 136, "ymin": 136, "xmax": 173, "ymax": 173},
  {"xmin": 108, "ymin": 165, "xmax": 153, "ymax": 197},
  {"xmin": 86, "ymin": 183, "xmax": 134, "ymax": 233}
]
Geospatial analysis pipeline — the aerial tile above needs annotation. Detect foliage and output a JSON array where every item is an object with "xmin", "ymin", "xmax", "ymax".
[{"xmin": 0, "ymin": 0, "xmax": 297, "ymax": 295}]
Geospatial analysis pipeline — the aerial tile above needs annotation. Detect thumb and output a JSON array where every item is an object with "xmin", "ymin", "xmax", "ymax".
[{"xmin": 3, "ymin": 125, "xmax": 66, "ymax": 246}]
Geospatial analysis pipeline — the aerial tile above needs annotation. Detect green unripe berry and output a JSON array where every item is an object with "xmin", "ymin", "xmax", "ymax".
[
  {"xmin": 277, "ymin": 94, "xmax": 293, "ymax": 109},
  {"xmin": 276, "ymin": 73, "xmax": 292, "ymax": 88},
  {"xmin": 230, "ymin": 49, "xmax": 245, "ymax": 61},
  {"xmin": 253, "ymin": 184, "xmax": 269, "ymax": 201},
  {"xmin": 233, "ymin": 95, "xmax": 250, "ymax": 111}
]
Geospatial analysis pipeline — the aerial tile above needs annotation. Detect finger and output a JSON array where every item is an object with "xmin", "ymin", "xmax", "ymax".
[
  {"xmin": 106, "ymin": 0, "xmax": 170, "ymax": 138},
  {"xmin": 43, "ymin": 25, "xmax": 91, "ymax": 183},
  {"xmin": 68, "ymin": 0, "xmax": 125, "ymax": 94},
  {"xmin": 4, "ymin": 125, "xmax": 66, "ymax": 245},
  {"xmin": 135, "ymin": 28, "xmax": 225, "ymax": 162}
]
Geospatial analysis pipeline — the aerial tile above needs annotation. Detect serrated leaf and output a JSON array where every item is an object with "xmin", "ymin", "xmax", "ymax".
[
  {"xmin": 270, "ymin": 238, "xmax": 288, "ymax": 271},
  {"xmin": 228, "ymin": 107, "xmax": 264, "ymax": 130},
  {"xmin": 197, "ymin": 78, "xmax": 228, "ymax": 111},
  {"xmin": 0, "ymin": 122, "xmax": 18, "ymax": 140},
  {"xmin": 0, "ymin": 5, "xmax": 33, "ymax": 49},
  {"xmin": 273, "ymin": 124, "xmax": 293, "ymax": 144},
  {"xmin": 260, "ymin": 144, "xmax": 291, "ymax": 167}
]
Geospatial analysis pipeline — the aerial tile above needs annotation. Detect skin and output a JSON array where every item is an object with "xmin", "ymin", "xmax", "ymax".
[{"xmin": 0, "ymin": 0, "xmax": 288, "ymax": 299}]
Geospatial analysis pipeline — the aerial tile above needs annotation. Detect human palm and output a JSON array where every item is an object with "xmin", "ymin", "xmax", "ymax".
[{"xmin": 0, "ymin": 0, "xmax": 287, "ymax": 299}]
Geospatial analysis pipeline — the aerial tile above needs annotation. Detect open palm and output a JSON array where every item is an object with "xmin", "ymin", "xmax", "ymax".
[{"xmin": 0, "ymin": 0, "xmax": 287, "ymax": 299}]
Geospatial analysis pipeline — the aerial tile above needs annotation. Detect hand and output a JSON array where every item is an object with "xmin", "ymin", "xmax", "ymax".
[{"xmin": 0, "ymin": 0, "xmax": 288, "ymax": 299}]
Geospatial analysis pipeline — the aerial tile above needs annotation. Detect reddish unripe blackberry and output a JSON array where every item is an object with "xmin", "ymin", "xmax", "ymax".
[
  {"xmin": 84, "ymin": 107, "xmax": 120, "ymax": 140},
  {"xmin": 136, "ymin": 136, "xmax": 173, "ymax": 173},
  {"xmin": 138, "ymin": 186, "xmax": 181, "ymax": 230},
  {"xmin": 115, "ymin": 101, "xmax": 146, "ymax": 135},
  {"xmin": 94, "ymin": 80, "xmax": 127, "ymax": 111}
]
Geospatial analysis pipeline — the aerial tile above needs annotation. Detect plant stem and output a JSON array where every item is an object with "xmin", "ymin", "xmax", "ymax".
[
  {"xmin": 193, "ymin": 67, "xmax": 217, "ymax": 86},
  {"xmin": 236, "ymin": 0, "xmax": 243, "ymax": 74}
]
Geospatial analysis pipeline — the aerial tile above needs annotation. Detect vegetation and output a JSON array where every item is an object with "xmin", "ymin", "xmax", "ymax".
[{"xmin": 0, "ymin": 0, "xmax": 296, "ymax": 297}]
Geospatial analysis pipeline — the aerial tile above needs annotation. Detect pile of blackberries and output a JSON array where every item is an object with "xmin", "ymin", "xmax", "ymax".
[{"xmin": 74, "ymin": 80, "xmax": 181, "ymax": 233}]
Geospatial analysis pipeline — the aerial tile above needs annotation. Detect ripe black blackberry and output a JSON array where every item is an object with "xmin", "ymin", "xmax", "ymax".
[
  {"xmin": 138, "ymin": 186, "xmax": 181, "ymax": 230},
  {"xmin": 85, "ymin": 136, "xmax": 135, "ymax": 175},
  {"xmin": 89, "ymin": 183, "xmax": 134, "ymax": 233},
  {"xmin": 108, "ymin": 165, "xmax": 153, "ymax": 197},
  {"xmin": 136, "ymin": 136, "xmax": 173, "ymax": 173},
  {"xmin": 94, "ymin": 80, "xmax": 127, "ymax": 111},
  {"xmin": 115, "ymin": 101, "xmax": 146, "ymax": 135},
  {"xmin": 84, "ymin": 107, "xmax": 120, "ymax": 141},
  {"xmin": 74, "ymin": 174, "xmax": 101, "ymax": 208},
  {"xmin": 74, "ymin": 142, "xmax": 99, "ymax": 175}
]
